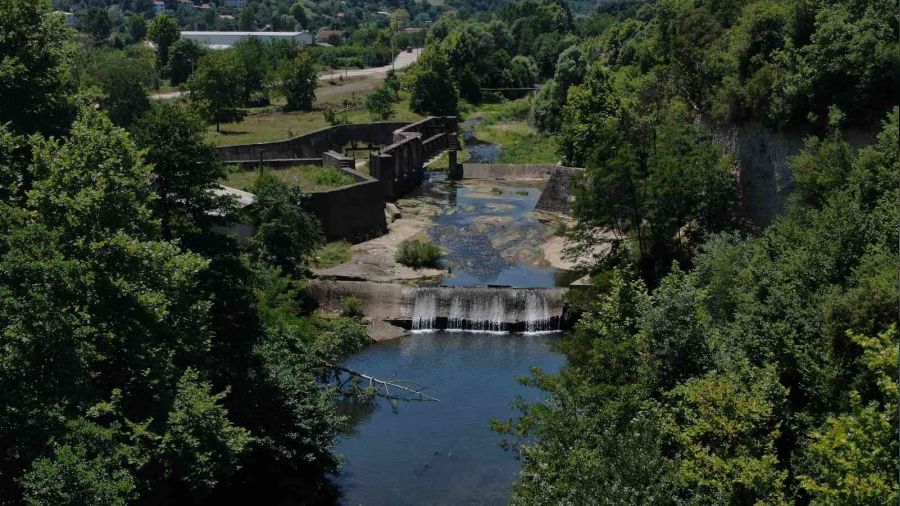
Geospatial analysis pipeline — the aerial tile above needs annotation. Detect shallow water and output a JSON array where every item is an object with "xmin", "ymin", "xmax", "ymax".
[
  {"xmin": 429, "ymin": 185, "xmax": 561, "ymax": 288},
  {"xmin": 462, "ymin": 130, "xmax": 502, "ymax": 163},
  {"xmin": 331, "ymin": 180, "xmax": 567, "ymax": 504},
  {"xmin": 333, "ymin": 332, "xmax": 565, "ymax": 506}
]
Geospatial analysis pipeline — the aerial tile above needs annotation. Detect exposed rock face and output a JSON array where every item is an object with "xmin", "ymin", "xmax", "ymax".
[
  {"xmin": 535, "ymin": 167, "xmax": 582, "ymax": 215},
  {"xmin": 703, "ymin": 118, "xmax": 874, "ymax": 225}
]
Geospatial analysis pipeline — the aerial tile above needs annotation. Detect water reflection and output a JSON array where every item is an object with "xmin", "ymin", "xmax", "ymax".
[{"xmin": 332, "ymin": 332, "xmax": 564, "ymax": 506}]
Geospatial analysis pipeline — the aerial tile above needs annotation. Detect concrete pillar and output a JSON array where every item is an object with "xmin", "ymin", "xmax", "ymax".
[{"xmin": 447, "ymin": 149, "xmax": 461, "ymax": 180}]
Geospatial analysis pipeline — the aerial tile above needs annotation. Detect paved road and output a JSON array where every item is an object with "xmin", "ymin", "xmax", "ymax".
[
  {"xmin": 319, "ymin": 47, "xmax": 420, "ymax": 81},
  {"xmin": 151, "ymin": 49, "xmax": 421, "ymax": 100}
]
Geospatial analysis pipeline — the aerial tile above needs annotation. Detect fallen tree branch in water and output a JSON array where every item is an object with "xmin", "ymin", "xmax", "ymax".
[{"xmin": 325, "ymin": 362, "xmax": 440, "ymax": 402}]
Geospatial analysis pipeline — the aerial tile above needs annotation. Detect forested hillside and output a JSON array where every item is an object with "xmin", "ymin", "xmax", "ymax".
[
  {"xmin": 483, "ymin": 0, "xmax": 899, "ymax": 503},
  {"xmin": 0, "ymin": 1, "xmax": 372, "ymax": 503}
]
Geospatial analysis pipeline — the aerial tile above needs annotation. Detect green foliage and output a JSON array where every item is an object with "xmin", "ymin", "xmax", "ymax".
[
  {"xmin": 312, "ymin": 168, "xmax": 354, "ymax": 188},
  {"xmin": 340, "ymin": 296, "xmax": 364, "ymax": 319},
  {"xmin": 0, "ymin": 0, "xmax": 78, "ymax": 136},
  {"xmin": 250, "ymin": 174, "xmax": 324, "ymax": 273},
  {"xmin": 187, "ymin": 51, "xmax": 247, "ymax": 131},
  {"xmin": 797, "ymin": 325, "xmax": 899, "ymax": 505},
  {"xmin": 131, "ymin": 102, "xmax": 228, "ymax": 242},
  {"xmin": 406, "ymin": 45, "xmax": 459, "ymax": 116},
  {"xmin": 313, "ymin": 241, "xmax": 352, "ymax": 269},
  {"xmin": 80, "ymin": 49, "xmax": 155, "ymax": 127},
  {"xmin": 564, "ymin": 69, "xmax": 738, "ymax": 280},
  {"xmin": 395, "ymin": 238, "xmax": 443, "ymax": 269},
  {"xmin": 503, "ymin": 107, "xmax": 900, "ymax": 503},
  {"xmin": 147, "ymin": 14, "xmax": 179, "ymax": 69},
  {"xmin": 275, "ymin": 51, "xmax": 317, "ymax": 112},
  {"xmin": 365, "ymin": 84, "xmax": 398, "ymax": 121},
  {"xmin": 166, "ymin": 39, "xmax": 207, "ymax": 86},
  {"xmin": 504, "ymin": 56, "xmax": 539, "ymax": 88},
  {"xmin": 77, "ymin": 7, "xmax": 112, "ymax": 44},
  {"xmin": 162, "ymin": 369, "xmax": 251, "ymax": 491}
]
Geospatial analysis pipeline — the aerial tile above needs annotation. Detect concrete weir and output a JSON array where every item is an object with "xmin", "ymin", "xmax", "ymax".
[
  {"xmin": 309, "ymin": 280, "xmax": 571, "ymax": 338},
  {"xmin": 408, "ymin": 286, "xmax": 567, "ymax": 333}
]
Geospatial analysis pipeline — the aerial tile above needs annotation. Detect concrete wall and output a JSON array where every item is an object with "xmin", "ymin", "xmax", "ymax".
[
  {"xmin": 535, "ymin": 167, "xmax": 583, "ymax": 215},
  {"xmin": 459, "ymin": 164, "xmax": 583, "ymax": 215},
  {"xmin": 462, "ymin": 163, "xmax": 560, "ymax": 180},
  {"xmin": 218, "ymin": 122, "xmax": 409, "ymax": 162},
  {"xmin": 307, "ymin": 167, "xmax": 387, "ymax": 242},
  {"xmin": 369, "ymin": 117, "xmax": 458, "ymax": 200},
  {"xmin": 704, "ymin": 117, "xmax": 874, "ymax": 225}
]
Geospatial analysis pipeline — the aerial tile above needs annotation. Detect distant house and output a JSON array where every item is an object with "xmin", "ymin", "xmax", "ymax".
[
  {"xmin": 180, "ymin": 31, "xmax": 313, "ymax": 49},
  {"xmin": 153, "ymin": 1, "xmax": 165, "ymax": 15},
  {"xmin": 224, "ymin": 0, "xmax": 246, "ymax": 8},
  {"xmin": 315, "ymin": 30, "xmax": 346, "ymax": 45}
]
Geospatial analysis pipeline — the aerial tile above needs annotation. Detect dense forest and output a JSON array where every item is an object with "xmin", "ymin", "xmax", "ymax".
[
  {"xmin": 1, "ymin": 1, "xmax": 373, "ymax": 503},
  {"xmin": 1, "ymin": 0, "xmax": 898, "ymax": 503},
  {"xmin": 478, "ymin": 0, "xmax": 898, "ymax": 504}
]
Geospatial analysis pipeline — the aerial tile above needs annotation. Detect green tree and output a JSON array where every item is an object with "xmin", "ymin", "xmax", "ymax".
[
  {"xmin": 147, "ymin": 14, "xmax": 180, "ymax": 69},
  {"xmin": 161, "ymin": 369, "xmax": 251, "ymax": 491},
  {"xmin": 0, "ymin": 0, "xmax": 78, "ymax": 136},
  {"xmin": 126, "ymin": 14, "xmax": 147, "ymax": 42},
  {"xmin": 274, "ymin": 52, "xmax": 317, "ymax": 112},
  {"xmin": 81, "ymin": 50, "xmax": 155, "ymax": 127},
  {"xmin": 289, "ymin": 2, "xmax": 308, "ymax": 28},
  {"xmin": 78, "ymin": 7, "xmax": 113, "ymax": 44},
  {"xmin": 131, "ymin": 102, "xmax": 227, "ymax": 241},
  {"xmin": 365, "ymin": 84, "xmax": 397, "ymax": 121},
  {"xmin": 187, "ymin": 51, "xmax": 247, "ymax": 131},
  {"xmin": 406, "ymin": 45, "xmax": 458, "ymax": 116},
  {"xmin": 166, "ymin": 39, "xmax": 207, "ymax": 86},
  {"xmin": 504, "ymin": 55, "xmax": 538, "ymax": 88},
  {"xmin": 249, "ymin": 174, "xmax": 323, "ymax": 274}
]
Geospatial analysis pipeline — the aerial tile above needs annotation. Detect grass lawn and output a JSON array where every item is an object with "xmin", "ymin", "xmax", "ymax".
[
  {"xmin": 221, "ymin": 165, "xmax": 356, "ymax": 192},
  {"xmin": 207, "ymin": 73, "xmax": 424, "ymax": 147},
  {"xmin": 474, "ymin": 121, "xmax": 559, "ymax": 164},
  {"xmin": 460, "ymin": 97, "xmax": 560, "ymax": 165},
  {"xmin": 312, "ymin": 241, "xmax": 353, "ymax": 268}
]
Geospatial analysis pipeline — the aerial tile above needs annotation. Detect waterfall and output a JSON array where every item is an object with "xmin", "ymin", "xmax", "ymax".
[
  {"xmin": 411, "ymin": 290, "xmax": 437, "ymax": 330},
  {"xmin": 408, "ymin": 287, "xmax": 563, "ymax": 333}
]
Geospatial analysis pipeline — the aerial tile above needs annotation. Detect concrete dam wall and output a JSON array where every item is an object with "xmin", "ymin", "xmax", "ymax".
[{"xmin": 309, "ymin": 280, "xmax": 569, "ymax": 335}]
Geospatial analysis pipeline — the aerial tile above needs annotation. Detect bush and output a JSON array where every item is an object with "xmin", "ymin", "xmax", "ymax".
[
  {"xmin": 340, "ymin": 296, "xmax": 364, "ymax": 318},
  {"xmin": 395, "ymin": 238, "xmax": 443, "ymax": 269}
]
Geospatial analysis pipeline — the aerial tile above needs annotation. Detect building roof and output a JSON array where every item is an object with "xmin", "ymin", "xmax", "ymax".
[{"xmin": 214, "ymin": 185, "xmax": 255, "ymax": 209}]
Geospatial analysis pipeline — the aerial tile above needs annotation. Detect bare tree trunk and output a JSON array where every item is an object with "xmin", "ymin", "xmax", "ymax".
[{"xmin": 326, "ymin": 362, "xmax": 439, "ymax": 402}]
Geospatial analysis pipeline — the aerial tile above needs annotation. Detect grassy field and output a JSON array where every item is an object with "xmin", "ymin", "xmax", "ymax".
[
  {"xmin": 206, "ymin": 73, "xmax": 424, "ymax": 147},
  {"xmin": 221, "ymin": 165, "xmax": 355, "ymax": 192},
  {"xmin": 460, "ymin": 97, "xmax": 560, "ymax": 165},
  {"xmin": 473, "ymin": 121, "xmax": 559, "ymax": 164}
]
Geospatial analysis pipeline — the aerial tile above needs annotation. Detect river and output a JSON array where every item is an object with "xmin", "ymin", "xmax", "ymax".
[{"xmin": 332, "ymin": 178, "xmax": 567, "ymax": 505}]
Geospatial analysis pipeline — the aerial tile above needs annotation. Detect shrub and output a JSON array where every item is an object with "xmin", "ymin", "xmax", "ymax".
[
  {"xmin": 395, "ymin": 238, "xmax": 443, "ymax": 269},
  {"xmin": 340, "ymin": 296, "xmax": 364, "ymax": 318}
]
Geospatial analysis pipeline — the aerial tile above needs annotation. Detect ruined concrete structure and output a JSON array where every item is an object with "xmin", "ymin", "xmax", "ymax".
[{"xmin": 217, "ymin": 118, "xmax": 459, "ymax": 242}]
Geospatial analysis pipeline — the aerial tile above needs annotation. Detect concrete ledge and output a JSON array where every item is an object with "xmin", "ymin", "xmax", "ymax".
[{"xmin": 462, "ymin": 163, "xmax": 562, "ymax": 180}]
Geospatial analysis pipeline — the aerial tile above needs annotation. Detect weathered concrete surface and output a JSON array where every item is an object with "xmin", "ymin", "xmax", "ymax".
[
  {"xmin": 535, "ymin": 167, "xmax": 582, "ymax": 214},
  {"xmin": 308, "ymin": 279, "xmax": 410, "ymax": 341},
  {"xmin": 311, "ymin": 201, "xmax": 447, "ymax": 283},
  {"xmin": 462, "ymin": 163, "xmax": 558, "ymax": 180},
  {"xmin": 306, "ymin": 167, "xmax": 387, "ymax": 243}
]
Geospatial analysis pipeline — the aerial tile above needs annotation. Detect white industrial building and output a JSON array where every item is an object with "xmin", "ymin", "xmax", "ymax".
[{"xmin": 180, "ymin": 31, "xmax": 313, "ymax": 49}]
